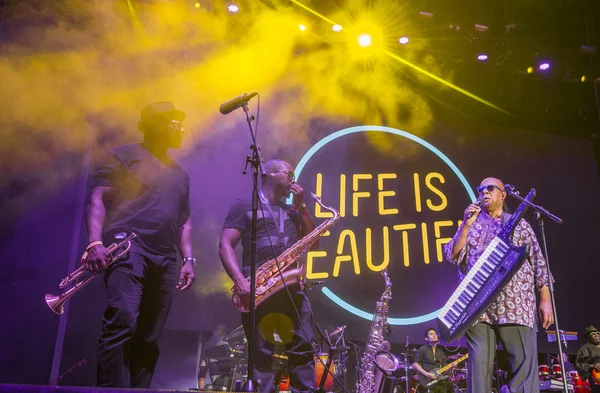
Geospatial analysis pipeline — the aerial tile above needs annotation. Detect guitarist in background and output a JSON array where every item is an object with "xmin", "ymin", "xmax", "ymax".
[
  {"xmin": 575, "ymin": 325, "xmax": 600, "ymax": 392},
  {"xmin": 444, "ymin": 177, "xmax": 553, "ymax": 393},
  {"xmin": 413, "ymin": 328, "xmax": 451, "ymax": 393}
]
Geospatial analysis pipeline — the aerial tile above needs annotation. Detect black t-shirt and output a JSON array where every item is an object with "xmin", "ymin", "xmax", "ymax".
[
  {"xmin": 223, "ymin": 198, "xmax": 301, "ymax": 277},
  {"xmin": 93, "ymin": 143, "xmax": 190, "ymax": 255},
  {"xmin": 414, "ymin": 345, "xmax": 447, "ymax": 372}
]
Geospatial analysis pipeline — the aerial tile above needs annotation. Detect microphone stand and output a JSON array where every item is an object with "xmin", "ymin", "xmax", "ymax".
[
  {"xmin": 504, "ymin": 185, "xmax": 567, "ymax": 393},
  {"xmin": 405, "ymin": 336, "xmax": 410, "ymax": 393},
  {"xmin": 240, "ymin": 101, "xmax": 266, "ymax": 392}
]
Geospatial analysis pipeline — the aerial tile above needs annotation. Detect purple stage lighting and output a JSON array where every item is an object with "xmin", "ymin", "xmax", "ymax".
[
  {"xmin": 539, "ymin": 63, "xmax": 550, "ymax": 71},
  {"xmin": 477, "ymin": 54, "xmax": 488, "ymax": 61}
]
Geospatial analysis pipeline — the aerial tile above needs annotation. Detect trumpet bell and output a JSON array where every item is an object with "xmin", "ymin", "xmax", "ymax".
[{"xmin": 45, "ymin": 293, "xmax": 65, "ymax": 315}]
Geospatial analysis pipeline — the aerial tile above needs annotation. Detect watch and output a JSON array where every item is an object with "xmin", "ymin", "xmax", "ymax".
[{"xmin": 183, "ymin": 256, "xmax": 197, "ymax": 267}]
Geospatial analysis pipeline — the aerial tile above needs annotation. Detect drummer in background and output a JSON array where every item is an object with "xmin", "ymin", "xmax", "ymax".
[
  {"xmin": 543, "ymin": 352, "xmax": 575, "ymax": 373},
  {"xmin": 575, "ymin": 325, "xmax": 600, "ymax": 393}
]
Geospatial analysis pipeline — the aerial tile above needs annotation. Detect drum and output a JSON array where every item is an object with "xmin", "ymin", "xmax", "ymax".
[
  {"xmin": 538, "ymin": 364, "xmax": 550, "ymax": 380},
  {"xmin": 569, "ymin": 371, "xmax": 591, "ymax": 393},
  {"xmin": 552, "ymin": 364, "xmax": 562, "ymax": 379},
  {"xmin": 314, "ymin": 353, "xmax": 334, "ymax": 392}
]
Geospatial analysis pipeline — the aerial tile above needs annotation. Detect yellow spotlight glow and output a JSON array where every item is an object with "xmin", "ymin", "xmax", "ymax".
[
  {"xmin": 527, "ymin": 66, "xmax": 534, "ymax": 74},
  {"xmin": 194, "ymin": 2, "xmax": 201, "ymax": 8},
  {"xmin": 298, "ymin": 24, "xmax": 307, "ymax": 31},
  {"xmin": 332, "ymin": 24, "xmax": 343, "ymax": 32},
  {"xmin": 358, "ymin": 34, "xmax": 372, "ymax": 47},
  {"xmin": 581, "ymin": 76, "xmax": 587, "ymax": 82}
]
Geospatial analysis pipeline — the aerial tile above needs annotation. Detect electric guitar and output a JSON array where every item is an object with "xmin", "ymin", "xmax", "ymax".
[
  {"xmin": 592, "ymin": 369, "xmax": 600, "ymax": 386},
  {"xmin": 418, "ymin": 353, "xmax": 469, "ymax": 389}
]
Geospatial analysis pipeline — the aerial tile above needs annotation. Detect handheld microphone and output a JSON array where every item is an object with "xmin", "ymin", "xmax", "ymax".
[
  {"xmin": 219, "ymin": 92, "xmax": 258, "ymax": 115},
  {"xmin": 466, "ymin": 195, "xmax": 485, "ymax": 219}
]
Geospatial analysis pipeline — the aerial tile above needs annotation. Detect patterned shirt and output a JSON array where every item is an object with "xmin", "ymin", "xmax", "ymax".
[{"xmin": 444, "ymin": 214, "xmax": 549, "ymax": 328}]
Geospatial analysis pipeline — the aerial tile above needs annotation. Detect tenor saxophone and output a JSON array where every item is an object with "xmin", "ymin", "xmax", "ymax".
[
  {"xmin": 231, "ymin": 193, "xmax": 340, "ymax": 312},
  {"xmin": 356, "ymin": 269, "xmax": 400, "ymax": 393}
]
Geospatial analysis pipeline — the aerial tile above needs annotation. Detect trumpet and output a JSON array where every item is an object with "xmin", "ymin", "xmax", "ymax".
[{"xmin": 45, "ymin": 233, "xmax": 137, "ymax": 315}]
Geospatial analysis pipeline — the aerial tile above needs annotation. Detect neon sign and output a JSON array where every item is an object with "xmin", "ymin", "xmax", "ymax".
[{"xmin": 289, "ymin": 125, "xmax": 475, "ymax": 325}]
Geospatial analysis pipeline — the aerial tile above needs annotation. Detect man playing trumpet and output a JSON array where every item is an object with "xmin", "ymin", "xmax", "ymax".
[{"xmin": 84, "ymin": 102, "xmax": 197, "ymax": 388}]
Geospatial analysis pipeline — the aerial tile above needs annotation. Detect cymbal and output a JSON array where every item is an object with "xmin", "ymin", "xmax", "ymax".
[{"xmin": 447, "ymin": 354, "xmax": 466, "ymax": 360}]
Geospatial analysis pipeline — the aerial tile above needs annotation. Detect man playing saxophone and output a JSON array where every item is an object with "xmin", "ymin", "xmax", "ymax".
[{"xmin": 218, "ymin": 159, "xmax": 317, "ymax": 393}]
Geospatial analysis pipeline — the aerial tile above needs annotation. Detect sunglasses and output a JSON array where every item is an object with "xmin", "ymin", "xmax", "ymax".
[
  {"xmin": 476, "ymin": 184, "xmax": 504, "ymax": 194},
  {"xmin": 270, "ymin": 170, "xmax": 295, "ymax": 181},
  {"xmin": 170, "ymin": 120, "xmax": 185, "ymax": 132},
  {"xmin": 282, "ymin": 170, "xmax": 295, "ymax": 181}
]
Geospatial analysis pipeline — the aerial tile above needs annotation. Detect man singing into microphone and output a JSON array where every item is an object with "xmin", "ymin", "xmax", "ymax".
[{"xmin": 444, "ymin": 177, "xmax": 553, "ymax": 393}]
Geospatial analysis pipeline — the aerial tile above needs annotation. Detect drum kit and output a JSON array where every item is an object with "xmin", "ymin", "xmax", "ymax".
[{"xmin": 538, "ymin": 363, "xmax": 592, "ymax": 393}]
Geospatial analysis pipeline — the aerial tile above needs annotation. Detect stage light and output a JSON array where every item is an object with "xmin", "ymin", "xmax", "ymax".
[
  {"xmin": 194, "ymin": 2, "xmax": 201, "ymax": 8},
  {"xmin": 358, "ymin": 34, "xmax": 372, "ymax": 47},
  {"xmin": 581, "ymin": 76, "xmax": 587, "ymax": 82},
  {"xmin": 475, "ymin": 24, "xmax": 489, "ymax": 32},
  {"xmin": 419, "ymin": 11, "xmax": 433, "ymax": 18},
  {"xmin": 298, "ymin": 24, "xmax": 307, "ymax": 32},
  {"xmin": 527, "ymin": 66, "xmax": 534, "ymax": 74},
  {"xmin": 332, "ymin": 24, "xmax": 342, "ymax": 32},
  {"xmin": 227, "ymin": 4, "xmax": 239, "ymax": 13},
  {"xmin": 477, "ymin": 54, "xmax": 488, "ymax": 61},
  {"xmin": 581, "ymin": 45, "xmax": 596, "ymax": 54},
  {"xmin": 399, "ymin": 36, "xmax": 409, "ymax": 45},
  {"xmin": 539, "ymin": 62, "xmax": 550, "ymax": 71}
]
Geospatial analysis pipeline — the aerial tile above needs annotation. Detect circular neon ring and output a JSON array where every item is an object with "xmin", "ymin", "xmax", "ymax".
[{"xmin": 289, "ymin": 125, "xmax": 476, "ymax": 325}]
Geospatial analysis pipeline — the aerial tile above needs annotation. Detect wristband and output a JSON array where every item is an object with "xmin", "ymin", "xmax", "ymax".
[
  {"xmin": 86, "ymin": 241, "xmax": 103, "ymax": 251},
  {"xmin": 183, "ymin": 257, "xmax": 197, "ymax": 267}
]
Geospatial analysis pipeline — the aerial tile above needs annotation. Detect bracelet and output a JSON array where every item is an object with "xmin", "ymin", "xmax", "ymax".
[
  {"xmin": 183, "ymin": 256, "xmax": 197, "ymax": 267},
  {"xmin": 86, "ymin": 241, "xmax": 103, "ymax": 252}
]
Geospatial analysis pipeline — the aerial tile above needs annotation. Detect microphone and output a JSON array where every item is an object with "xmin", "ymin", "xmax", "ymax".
[
  {"xmin": 219, "ymin": 92, "xmax": 258, "ymax": 115},
  {"xmin": 466, "ymin": 195, "xmax": 485, "ymax": 219}
]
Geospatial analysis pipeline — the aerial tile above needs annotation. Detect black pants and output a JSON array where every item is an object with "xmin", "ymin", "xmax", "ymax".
[
  {"xmin": 97, "ymin": 241, "xmax": 177, "ymax": 388},
  {"xmin": 242, "ymin": 286, "xmax": 315, "ymax": 393},
  {"xmin": 418, "ymin": 380, "xmax": 451, "ymax": 393},
  {"xmin": 465, "ymin": 323, "xmax": 539, "ymax": 393}
]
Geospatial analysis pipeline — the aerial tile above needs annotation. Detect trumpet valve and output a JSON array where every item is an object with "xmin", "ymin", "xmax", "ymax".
[{"xmin": 58, "ymin": 278, "xmax": 70, "ymax": 289}]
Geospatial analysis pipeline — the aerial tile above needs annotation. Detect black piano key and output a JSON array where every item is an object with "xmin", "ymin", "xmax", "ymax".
[
  {"xmin": 452, "ymin": 303, "xmax": 463, "ymax": 314},
  {"xmin": 467, "ymin": 283, "xmax": 479, "ymax": 294},
  {"xmin": 446, "ymin": 309, "xmax": 458, "ymax": 323},
  {"xmin": 473, "ymin": 273, "xmax": 485, "ymax": 286},
  {"xmin": 459, "ymin": 293, "xmax": 470, "ymax": 305}
]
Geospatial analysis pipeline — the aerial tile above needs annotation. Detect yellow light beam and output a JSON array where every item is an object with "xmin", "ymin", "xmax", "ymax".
[
  {"xmin": 125, "ymin": 0, "xmax": 143, "ymax": 31},
  {"xmin": 289, "ymin": 0, "xmax": 338, "ymax": 26},
  {"xmin": 287, "ymin": 0, "xmax": 512, "ymax": 116},
  {"xmin": 383, "ymin": 49, "xmax": 512, "ymax": 116}
]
